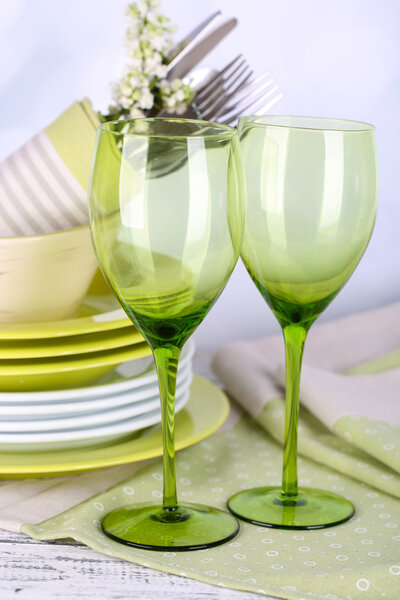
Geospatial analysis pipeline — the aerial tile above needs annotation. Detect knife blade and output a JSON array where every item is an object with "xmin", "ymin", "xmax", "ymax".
[
  {"xmin": 166, "ymin": 18, "xmax": 238, "ymax": 81},
  {"xmin": 167, "ymin": 10, "xmax": 222, "ymax": 64}
]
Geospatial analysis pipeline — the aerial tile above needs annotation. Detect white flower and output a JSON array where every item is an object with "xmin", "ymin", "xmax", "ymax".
[
  {"xmin": 106, "ymin": 1, "xmax": 194, "ymax": 119},
  {"xmin": 125, "ymin": 6, "xmax": 136, "ymax": 21},
  {"xmin": 149, "ymin": 34, "xmax": 168, "ymax": 52},
  {"xmin": 154, "ymin": 63, "xmax": 168, "ymax": 78},
  {"xmin": 149, "ymin": 0, "xmax": 160, "ymax": 11},
  {"xmin": 158, "ymin": 80, "xmax": 170, "ymax": 90},
  {"xmin": 143, "ymin": 53, "xmax": 168, "ymax": 78},
  {"xmin": 120, "ymin": 95, "xmax": 133, "ymax": 109},
  {"xmin": 129, "ymin": 74, "xmax": 142, "ymax": 88},
  {"xmin": 174, "ymin": 89, "xmax": 185, "ymax": 102},
  {"xmin": 138, "ymin": 2, "xmax": 147, "ymax": 17},
  {"xmin": 174, "ymin": 103, "xmax": 187, "ymax": 115},
  {"xmin": 121, "ymin": 84, "xmax": 132, "ymax": 96},
  {"xmin": 129, "ymin": 106, "xmax": 145, "ymax": 118},
  {"xmin": 165, "ymin": 95, "xmax": 177, "ymax": 109},
  {"xmin": 138, "ymin": 86, "xmax": 154, "ymax": 109},
  {"xmin": 171, "ymin": 78, "xmax": 182, "ymax": 90},
  {"xmin": 144, "ymin": 53, "xmax": 161, "ymax": 73}
]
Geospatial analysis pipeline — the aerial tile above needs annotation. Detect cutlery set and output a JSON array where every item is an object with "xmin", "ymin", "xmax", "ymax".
[{"xmin": 162, "ymin": 10, "xmax": 283, "ymax": 122}]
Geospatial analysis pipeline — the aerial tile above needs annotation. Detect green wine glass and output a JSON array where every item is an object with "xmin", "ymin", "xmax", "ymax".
[
  {"xmin": 227, "ymin": 116, "xmax": 378, "ymax": 529},
  {"xmin": 89, "ymin": 117, "xmax": 244, "ymax": 550}
]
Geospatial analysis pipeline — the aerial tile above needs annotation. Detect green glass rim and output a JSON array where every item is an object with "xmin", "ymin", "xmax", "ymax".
[
  {"xmin": 98, "ymin": 116, "xmax": 237, "ymax": 140},
  {"xmin": 239, "ymin": 115, "xmax": 375, "ymax": 133}
]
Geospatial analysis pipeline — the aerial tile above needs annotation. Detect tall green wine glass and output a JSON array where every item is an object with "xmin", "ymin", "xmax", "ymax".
[
  {"xmin": 89, "ymin": 117, "xmax": 244, "ymax": 550},
  {"xmin": 227, "ymin": 116, "xmax": 378, "ymax": 529}
]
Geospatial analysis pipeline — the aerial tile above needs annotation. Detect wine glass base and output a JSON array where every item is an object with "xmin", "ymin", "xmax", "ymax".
[
  {"xmin": 101, "ymin": 501, "xmax": 240, "ymax": 551},
  {"xmin": 227, "ymin": 486, "xmax": 355, "ymax": 530}
]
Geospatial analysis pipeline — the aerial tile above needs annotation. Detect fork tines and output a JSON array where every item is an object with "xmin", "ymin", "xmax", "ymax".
[
  {"xmin": 192, "ymin": 56, "xmax": 283, "ymax": 125},
  {"xmin": 195, "ymin": 56, "xmax": 246, "ymax": 103}
]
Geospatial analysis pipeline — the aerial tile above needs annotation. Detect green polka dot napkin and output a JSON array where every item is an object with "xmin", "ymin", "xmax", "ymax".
[{"xmin": 23, "ymin": 414, "xmax": 400, "ymax": 600}]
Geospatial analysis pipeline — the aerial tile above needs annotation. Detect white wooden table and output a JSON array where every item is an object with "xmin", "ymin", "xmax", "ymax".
[{"xmin": 0, "ymin": 527, "xmax": 277, "ymax": 600}]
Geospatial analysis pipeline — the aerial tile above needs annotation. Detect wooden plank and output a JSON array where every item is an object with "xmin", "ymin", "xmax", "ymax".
[{"xmin": 0, "ymin": 529, "xmax": 268, "ymax": 600}]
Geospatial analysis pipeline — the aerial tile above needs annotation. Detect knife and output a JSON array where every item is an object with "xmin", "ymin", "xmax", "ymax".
[
  {"xmin": 166, "ymin": 17, "xmax": 238, "ymax": 81},
  {"xmin": 167, "ymin": 11, "xmax": 222, "ymax": 64}
]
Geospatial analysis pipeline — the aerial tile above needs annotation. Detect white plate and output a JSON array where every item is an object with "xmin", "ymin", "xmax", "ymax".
[
  {"xmin": 0, "ymin": 370, "xmax": 192, "ymax": 430},
  {"xmin": 0, "ymin": 361, "xmax": 192, "ymax": 418},
  {"xmin": 0, "ymin": 389, "xmax": 189, "ymax": 451},
  {"xmin": 0, "ymin": 339, "xmax": 194, "ymax": 403}
]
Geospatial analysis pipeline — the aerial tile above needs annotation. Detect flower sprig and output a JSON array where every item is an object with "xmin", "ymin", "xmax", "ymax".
[{"xmin": 100, "ymin": 0, "xmax": 195, "ymax": 121}]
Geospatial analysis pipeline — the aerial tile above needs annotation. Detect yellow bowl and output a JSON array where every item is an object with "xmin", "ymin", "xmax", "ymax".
[{"xmin": 0, "ymin": 225, "xmax": 98, "ymax": 324}]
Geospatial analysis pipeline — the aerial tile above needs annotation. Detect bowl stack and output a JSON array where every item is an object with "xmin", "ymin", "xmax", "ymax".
[{"xmin": 0, "ymin": 229, "xmax": 194, "ymax": 453}]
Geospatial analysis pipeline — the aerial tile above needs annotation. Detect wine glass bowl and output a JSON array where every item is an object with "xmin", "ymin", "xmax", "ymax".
[
  {"xmin": 89, "ymin": 117, "xmax": 244, "ymax": 549},
  {"xmin": 227, "ymin": 115, "xmax": 378, "ymax": 529},
  {"xmin": 238, "ymin": 116, "xmax": 377, "ymax": 330}
]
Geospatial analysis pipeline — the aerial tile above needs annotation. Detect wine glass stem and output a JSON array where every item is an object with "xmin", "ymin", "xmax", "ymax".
[
  {"xmin": 280, "ymin": 324, "xmax": 308, "ymax": 501},
  {"xmin": 153, "ymin": 344, "xmax": 181, "ymax": 510}
]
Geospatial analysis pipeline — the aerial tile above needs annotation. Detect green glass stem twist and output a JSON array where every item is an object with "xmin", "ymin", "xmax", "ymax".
[
  {"xmin": 153, "ymin": 344, "xmax": 180, "ymax": 512},
  {"xmin": 281, "ymin": 324, "xmax": 308, "ymax": 501}
]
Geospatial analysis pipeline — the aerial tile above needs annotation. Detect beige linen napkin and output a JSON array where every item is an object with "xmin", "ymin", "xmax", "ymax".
[
  {"xmin": 212, "ymin": 302, "xmax": 400, "ymax": 497},
  {"xmin": 0, "ymin": 98, "xmax": 99, "ymax": 236},
  {"xmin": 0, "ymin": 462, "xmax": 151, "ymax": 533}
]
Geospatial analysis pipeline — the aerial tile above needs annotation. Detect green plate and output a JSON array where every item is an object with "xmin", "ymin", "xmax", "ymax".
[
  {"xmin": 0, "ymin": 343, "xmax": 151, "ymax": 392},
  {"xmin": 0, "ymin": 376, "xmax": 229, "ymax": 478},
  {"xmin": 0, "ymin": 270, "xmax": 132, "ymax": 340},
  {"xmin": 0, "ymin": 326, "xmax": 144, "ymax": 359}
]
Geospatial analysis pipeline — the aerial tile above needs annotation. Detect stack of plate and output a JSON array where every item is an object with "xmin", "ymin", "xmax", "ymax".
[
  {"xmin": 0, "ymin": 271, "xmax": 150, "ymax": 392},
  {"xmin": 0, "ymin": 272, "xmax": 194, "ymax": 453}
]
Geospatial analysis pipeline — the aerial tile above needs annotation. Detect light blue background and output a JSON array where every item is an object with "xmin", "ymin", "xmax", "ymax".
[{"xmin": 1, "ymin": 0, "xmax": 399, "ymax": 349}]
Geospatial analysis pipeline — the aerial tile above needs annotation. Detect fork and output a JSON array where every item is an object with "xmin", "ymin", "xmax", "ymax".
[
  {"xmin": 160, "ymin": 55, "xmax": 283, "ymax": 124},
  {"xmin": 149, "ymin": 57, "xmax": 283, "ymax": 177}
]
